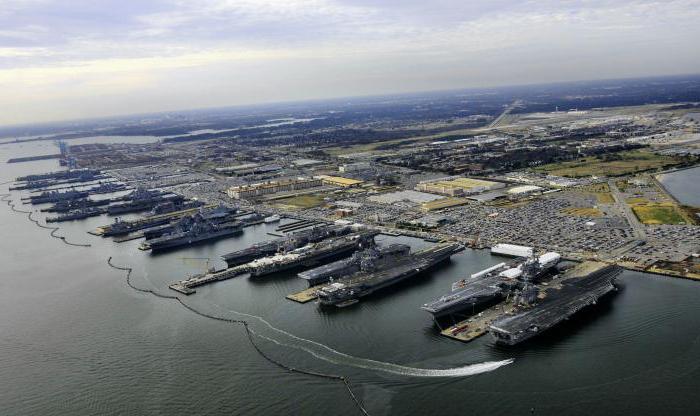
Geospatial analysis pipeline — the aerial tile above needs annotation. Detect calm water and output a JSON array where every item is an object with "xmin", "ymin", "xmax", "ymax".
[
  {"xmin": 3, "ymin": 142, "xmax": 700, "ymax": 415},
  {"xmin": 658, "ymin": 166, "xmax": 700, "ymax": 207}
]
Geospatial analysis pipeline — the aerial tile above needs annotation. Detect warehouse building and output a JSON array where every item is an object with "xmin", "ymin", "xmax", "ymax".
[
  {"xmin": 227, "ymin": 177, "xmax": 322, "ymax": 199},
  {"xmin": 415, "ymin": 176, "xmax": 505, "ymax": 196}
]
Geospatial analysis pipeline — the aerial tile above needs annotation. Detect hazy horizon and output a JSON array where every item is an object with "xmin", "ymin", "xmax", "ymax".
[{"xmin": 2, "ymin": 0, "xmax": 699, "ymax": 126}]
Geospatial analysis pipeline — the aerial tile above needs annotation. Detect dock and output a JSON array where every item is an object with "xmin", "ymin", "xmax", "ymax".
[
  {"xmin": 286, "ymin": 286, "xmax": 320, "ymax": 303},
  {"xmin": 440, "ymin": 302, "xmax": 516, "ymax": 343}
]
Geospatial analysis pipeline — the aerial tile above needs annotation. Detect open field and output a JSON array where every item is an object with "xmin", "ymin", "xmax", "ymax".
[
  {"xmin": 272, "ymin": 193, "xmax": 328, "ymax": 209},
  {"xmin": 631, "ymin": 203, "xmax": 687, "ymax": 224},
  {"xmin": 532, "ymin": 150, "xmax": 684, "ymax": 177}
]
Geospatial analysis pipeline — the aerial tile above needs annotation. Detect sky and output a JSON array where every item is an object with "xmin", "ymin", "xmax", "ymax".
[{"xmin": 1, "ymin": 0, "xmax": 699, "ymax": 126}]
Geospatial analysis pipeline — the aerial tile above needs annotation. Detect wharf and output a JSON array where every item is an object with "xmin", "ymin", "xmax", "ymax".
[
  {"xmin": 286, "ymin": 286, "xmax": 320, "ymax": 303},
  {"xmin": 440, "ymin": 302, "xmax": 515, "ymax": 343}
]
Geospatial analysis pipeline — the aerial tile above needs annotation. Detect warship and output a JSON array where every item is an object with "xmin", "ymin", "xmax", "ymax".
[
  {"xmin": 148, "ymin": 199, "xmax": 204, "ymax": 216},
  {"xmin": 25, "ymin": 189, "xmax": 89, "ymax": 205},
  {"xmin": 107, "ymin": 189, "xmax": 182, "ymax": 214},
  {"xmin": 100, "ymin": 216, "xmax": 172, "ymax": 237},
  {"xmin": 139, "ymin": 213, "xmax": 243, "ymax": 252},
  {"xmin": 46, "ymin": 207, "xmax": 105, "ymax": 223},
  {"xmin": 41, "ymin": 198, "xmax": 110, "ymax": 213},
  {"xmin": 221, "ymin": 225, "xmax": 352, "ymax": 267},
  {"xmin": 10, "ymin": 171, "xmax": 106, "ymax": 190},
  {"xmin": 87, "ymin": 182, "xmax": 129, "ymax": 194},
  {"xmin": 246, "ymin": 230, "xmax": 379, "ymax": 277},
  {"xmin": 316, "ymin": 242, "xmax": 464, "ymax": 307},
  {"xmin": 16, "ymin": 169, "xmax": 101, "ymax": 183},
  {"xmin": 489, "ymin": 263, "xmax": 622, "ymax": 345},
  {"xmin": 422, "ymin": 252, "xmax": 562, "ymax": 318},
  {"xmin": 298, "ymin": 244, "xmax": 410, "ymax": 286},
  {"xmin": 141, "ymin": 206, "xmax": 238, "ymax": 240}
]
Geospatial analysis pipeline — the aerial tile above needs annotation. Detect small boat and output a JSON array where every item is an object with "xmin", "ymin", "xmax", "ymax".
[{"xmin": 264, "ymin": 214, "xmax": 281, "ymax": 223}]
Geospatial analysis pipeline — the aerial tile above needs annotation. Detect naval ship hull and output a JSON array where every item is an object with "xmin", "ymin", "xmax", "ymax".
[
  {"xmin": 146, "ymin": 227, "xmax": 243, "ymax": 252},
  {"xmin": 489, "ymin": 264, "xmax": 622, "ymax": 346},
  {"xmin": 249, "ymin": 244, "xmax": 361, "ymax": 277},
  {"xmin": 317, "ymin": 243, "xmax": 463, "ymax": 307}
]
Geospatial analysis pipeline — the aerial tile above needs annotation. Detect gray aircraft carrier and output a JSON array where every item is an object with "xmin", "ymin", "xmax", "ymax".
[
  {"xmin": 316, "ymin": 242, "xmax": 464, "ymax": 307},
  {"xmin": 221, "ymin": 225, "xmax": 352, "ymax": 267},
  {"xmin": 489, "ymin": 263, "xmax": 622, "ymax": 345},
  {"xmin": 298, "ymin": 244, "xmax": 410, "ymax": 286},
  {"xmin": 422, "ymin": 252, "xmax": 562, "ymax": 319}
]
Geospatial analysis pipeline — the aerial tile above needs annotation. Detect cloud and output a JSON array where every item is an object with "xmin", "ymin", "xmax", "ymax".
[{"xmin": 0, "ymin": 0, "xmax": 698, "ymax": 125}]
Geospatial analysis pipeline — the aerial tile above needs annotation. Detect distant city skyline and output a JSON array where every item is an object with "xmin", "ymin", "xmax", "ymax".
[{"xmin": 1, "ymin": 0, "xmax": 699, "ymax": 126}]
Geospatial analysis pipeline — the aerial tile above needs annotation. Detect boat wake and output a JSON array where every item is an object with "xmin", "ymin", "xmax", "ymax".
[{"xmin": 208, "ymin": 300, "xmax": 514, "ymax": 378}]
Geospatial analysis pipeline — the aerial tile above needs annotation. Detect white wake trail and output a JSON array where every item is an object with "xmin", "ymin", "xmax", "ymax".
[{"xmin": 210, "ymin": 301, "xmax": 514, "ymax": 377}]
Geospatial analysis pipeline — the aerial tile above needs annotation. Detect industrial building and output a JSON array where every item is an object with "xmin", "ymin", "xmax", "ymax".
[
  {"xmin": 227, "ymin": 177, "xmax": 322, "ymax": 199},
  {"xmin": 415, "ymin": 176, "xmax": 505, "ymax": 196},
  {"xmin": 339, "ymin": 162, "xmax": 371, "ymax": 173},
  {"xmin": 316, "ymin": 175, "xmax": 364, "ymax": 188},
  {"xmin": 491, "ymin": 243, "xmax": 534, "ymax": 258},
  {"xmin": 507, "ymin": 185, "xmax": 543, "ymax": 195}
]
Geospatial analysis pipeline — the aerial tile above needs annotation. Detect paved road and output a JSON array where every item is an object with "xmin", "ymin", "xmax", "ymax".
[
  {"xmin": 488, "ymin": 99, "xmax": 522, "ymax": 129},
  {"xmin": 608, "ymin": 179, "xmax": 646, "ymax": 239}
]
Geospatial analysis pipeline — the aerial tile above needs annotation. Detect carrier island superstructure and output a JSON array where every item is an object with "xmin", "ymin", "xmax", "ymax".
[
  {"xmin": 422, "ymin": 252, "xmax": 562, "ymax": 318},
  {"xmin": 315, "ymin": 242, "xmax": 464, "ymax": 307},
  {"xmin": 422, "ymin": 255, "xmax": 622, "ymax": 346}
]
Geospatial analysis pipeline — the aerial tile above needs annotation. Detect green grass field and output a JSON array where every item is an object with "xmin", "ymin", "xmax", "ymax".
[
  {"xmin": 273, "ymin": 194, "xmax": 327, "ymax": 209},
  {"xmin": 533, "ymin": 151, "xmax": 682, "ymax": 178},
  {"xmin": 632, "ymin": 204, "xmax": 686, "ymax": 225}
]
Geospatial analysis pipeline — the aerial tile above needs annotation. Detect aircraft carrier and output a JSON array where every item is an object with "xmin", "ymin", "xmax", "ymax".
[
  {"xmin": 168, "ymin": 229, "xmax": 379, "ymax": 294},
  {"xmin": 298, "ymin": 244, "xmax": 410, "ymax": 286},
  {"xmin": 247, "ymin": 230, "xmax": 379, "ymax": 277},
  {"xmin": 422, "ymin": 252, "xmax": 562, "ymax": 318},
  {"xmin": 316, "ymin": 242, "xmax": 464, "ymax": 307},
  {"xmin": 139, "ymin": 213, "xmax": 243, "ymax": 252},
  {"xmin": 489, "ymin": 262, "xmax": 622, "ymax": 346},
  {"xmin": 221, "ymin": 225, "xmax": 352, "ymax": 267}
]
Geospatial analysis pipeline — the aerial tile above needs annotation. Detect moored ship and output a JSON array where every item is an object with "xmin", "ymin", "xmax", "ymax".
[
  {"xmin": 489, "ymin": 262, "xmax": 622, "ymax": 346},
  {"xmin": 139, "ymin": 214, "xmax": 243, "ymax": 252},
  {"xmin": 316, "ymin": 242, "xmax": 464, "ymax": 307},
  {"xmin": 221, "ymin": 225, "xmax": 352, "ymax": 267},
  {"xmin": 246, "ymin": 230, "xmax": 379, "ymax": 277}
]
